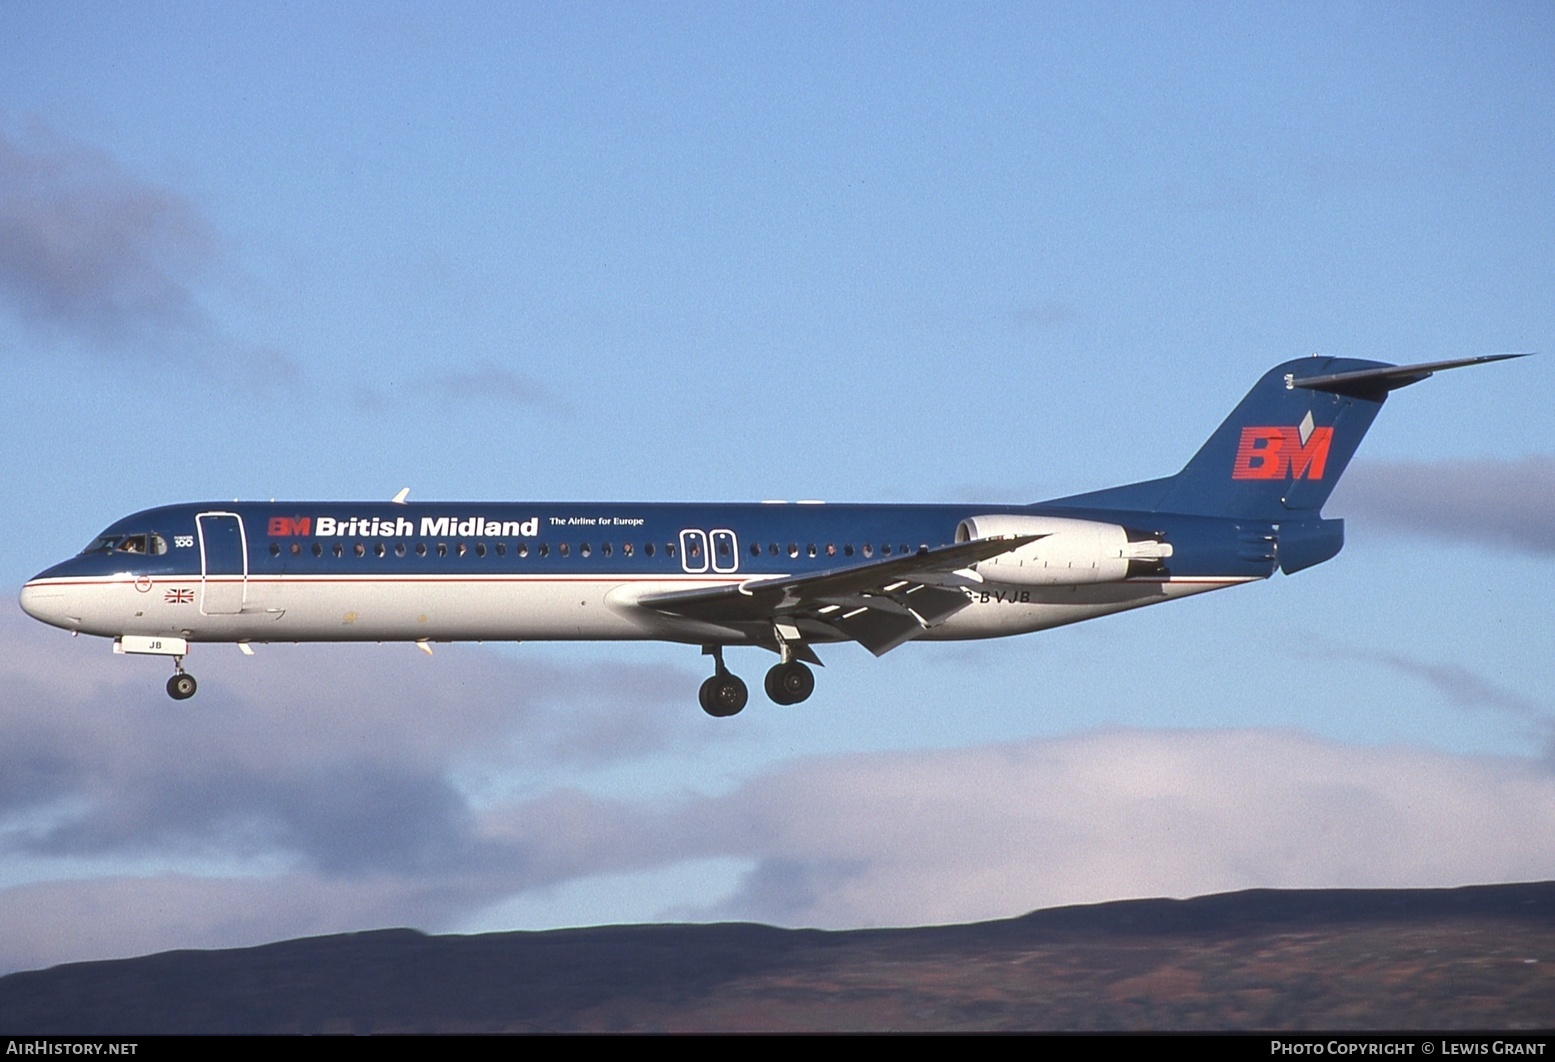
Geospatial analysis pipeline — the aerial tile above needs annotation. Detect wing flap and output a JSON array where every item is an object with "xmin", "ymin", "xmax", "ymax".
[
  {"xmin": 826, "ymin": 607, "xmax": 926, "ymax": 657},
  {"xmin": 637, "ymin": 534, "xmax": 1037, "ymax": 654}
]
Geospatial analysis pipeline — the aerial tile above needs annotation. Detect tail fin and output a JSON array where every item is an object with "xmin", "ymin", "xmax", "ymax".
[{"xmin": 1057, "ymin": 354, "xmax": 1524, "ymax": 522}]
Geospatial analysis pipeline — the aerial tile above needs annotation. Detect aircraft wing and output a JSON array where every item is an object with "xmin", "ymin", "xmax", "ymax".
[{"xmin": 636, "ymin": 535, "xmax": 1040, "ymax": 657}]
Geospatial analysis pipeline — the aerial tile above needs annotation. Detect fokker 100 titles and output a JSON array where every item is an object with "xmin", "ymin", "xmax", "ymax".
[{"xmin": 269, "ymin": 516, "xmax": 541, "ymax": 538}]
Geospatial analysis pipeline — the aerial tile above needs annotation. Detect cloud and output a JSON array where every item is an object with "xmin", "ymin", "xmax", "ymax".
[
  {"xmin": 1346, "ymin": 650, "xmax": 1555, "ymax": 761},
  {"xmin": 677, "ymin": 731, "xmax": 1555, "ymax": 928},
  {"xmin": 355, "ymin": 364, "xmax": 563, "ymax": 413},
  {"xmin": 0, "ymin": 125, "xmax": 302, "ymax": 389},
  {"xmin": 5, "ymin": 610, "xmax": 1555, "ymax": 975},
  {"xmin": 1009, "ymin": 299, "xmax": 1088, "ymax": 333},
  {"xmin": 1333, "ymin": 458, "xmax": 1555, "ymax": 556},
  {"xmin": 0, "ymin": 609, "xmax": 696, "ymax": 872},
  {"xmin": 1367, "ymin": 654, "xmax": 1544, "ymax": 721},
  {"xmin": 431, "ymin": 366, "xmax": 557, "ymax": 408},
  {"xmin": 0, "ymin": 127, "xmax": 216, "ymax": 349}
]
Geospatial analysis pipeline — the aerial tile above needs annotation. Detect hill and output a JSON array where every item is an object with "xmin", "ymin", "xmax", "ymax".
[{"xmin": 3, "ymin": 881, "xmax": 1553, "ymax": 1032}]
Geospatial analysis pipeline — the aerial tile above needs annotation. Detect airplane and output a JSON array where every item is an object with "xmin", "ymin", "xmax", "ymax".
[{"xmin": 19, "ymin": 354, "xmax": 1523, "ymax": 716}]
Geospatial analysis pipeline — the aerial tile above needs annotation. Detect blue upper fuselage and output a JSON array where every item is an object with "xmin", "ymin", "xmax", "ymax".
[{"xmin": 30, "ymin": 499, "xmax": 1282, "ymax": 585}]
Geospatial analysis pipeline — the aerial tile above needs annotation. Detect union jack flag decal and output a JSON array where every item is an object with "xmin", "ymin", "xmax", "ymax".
[{"xmin": 164, "ymin": 588, "xmax": 194, "ymax": 604}]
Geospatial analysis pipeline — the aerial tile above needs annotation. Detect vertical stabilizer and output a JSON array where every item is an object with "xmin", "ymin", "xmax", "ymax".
[{"xmin": 1052, "ymin": 354, "xmax": 1523, "ymax": 521}]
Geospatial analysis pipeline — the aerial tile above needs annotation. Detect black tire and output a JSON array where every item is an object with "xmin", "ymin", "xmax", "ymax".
[
  {"xmin": 765, "ymin": 661, "xmax": 814, "ymax": 705},
  {"xmin": 167, "ymin": 673, "xmax": 198, "ymax": 700},
  {"xmin": 699, "ymin": 674, "xmax": 748, "ymax": 717}
]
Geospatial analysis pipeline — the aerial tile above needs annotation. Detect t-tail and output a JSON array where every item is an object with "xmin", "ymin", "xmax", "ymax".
[{"xmin": 1054, "ymin": 353, "xmax": 1526, "ymax": 571}]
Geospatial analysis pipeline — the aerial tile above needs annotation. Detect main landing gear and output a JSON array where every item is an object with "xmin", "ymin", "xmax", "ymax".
[
  {"xmin": 698, "ymin": 645, "xmax": 748, "ymax": 717},
  {"xmin": 764, "ymin": 660, "xmax": 815, "ymax": 705},
  {"xmin": 166, "ymin": 658, "xmax": 197, "ymax": 701},
  {"xmin": 698, "ymin": 645, "xmax": 816, "ymax": 717}
]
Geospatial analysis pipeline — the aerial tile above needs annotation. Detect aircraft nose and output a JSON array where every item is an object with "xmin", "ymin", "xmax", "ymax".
[{"xmin": 19, "ymin": 570, "xmax": 80, "ymax": 631}]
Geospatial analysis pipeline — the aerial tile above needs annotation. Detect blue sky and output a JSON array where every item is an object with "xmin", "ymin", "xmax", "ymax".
[{"xmin": 2, "ymin": 2, "xmax": 1552, "ymax": 973}]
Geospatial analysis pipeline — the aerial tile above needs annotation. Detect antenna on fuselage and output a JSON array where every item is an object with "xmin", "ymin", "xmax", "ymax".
[{"xmin": 392, "ymin": 487, "xmax": 410, "ymax": 504}]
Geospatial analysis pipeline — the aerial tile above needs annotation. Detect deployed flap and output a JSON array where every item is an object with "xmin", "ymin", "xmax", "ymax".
[{"xmin": 637, "ymin": 535, "xmax": 1039, "ymax": 656}]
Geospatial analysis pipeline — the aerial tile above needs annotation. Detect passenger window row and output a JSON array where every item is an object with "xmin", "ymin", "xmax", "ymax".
[
  {"xmin": 268, "ymin": 540, "xmax": 682, "ymax": 560},
  {"xmin": 264, "ymin": 539, "xmax": 921, "ymax": 561}
]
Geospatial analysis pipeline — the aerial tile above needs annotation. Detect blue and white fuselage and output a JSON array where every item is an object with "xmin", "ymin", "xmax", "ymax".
[
  {"xmin": 19, "ymin": 355, "xmax": 1522, "ymax": 715},
  {"xmin": 19, "ymin": 500, "xmax": 1261, "ymax": 645}
]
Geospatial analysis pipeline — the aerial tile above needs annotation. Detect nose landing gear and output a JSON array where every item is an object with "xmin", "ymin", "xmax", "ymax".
[{"xmin": 166, "ymin": 658, "xmax": 197, "ymax": 700}]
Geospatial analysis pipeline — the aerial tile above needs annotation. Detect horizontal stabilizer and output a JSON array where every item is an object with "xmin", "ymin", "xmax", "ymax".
[{"xmin": 1290, "ymin": 353, "xmax": 1529, "ymax": 398}]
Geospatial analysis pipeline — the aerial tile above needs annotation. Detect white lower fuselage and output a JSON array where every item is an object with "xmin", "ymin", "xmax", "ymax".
[{"xmin": 21, "ymin": 571, "xmax": 1256, "ymax": 647}]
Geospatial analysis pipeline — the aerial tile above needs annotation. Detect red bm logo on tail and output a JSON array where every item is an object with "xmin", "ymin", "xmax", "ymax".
[{"xmin": 1232, "ymin": 424, "xmax": 1333, "ymax": 480}]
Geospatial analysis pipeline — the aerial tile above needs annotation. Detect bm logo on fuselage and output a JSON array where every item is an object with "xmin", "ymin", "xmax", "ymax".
[{"xmin": 1232, "ymin": 415, "xmax": 1333, "ymax": 480}]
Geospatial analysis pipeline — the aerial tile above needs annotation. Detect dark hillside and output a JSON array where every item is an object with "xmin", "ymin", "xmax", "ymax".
[{"xmin": 3, "ymin": 881, "xmax": 1553, "ymax": 1032}]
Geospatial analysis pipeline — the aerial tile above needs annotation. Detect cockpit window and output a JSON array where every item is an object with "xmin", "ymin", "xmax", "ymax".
[{"xmin": 79, "ymin": 533, "xmax": 168, "ymax": 556}]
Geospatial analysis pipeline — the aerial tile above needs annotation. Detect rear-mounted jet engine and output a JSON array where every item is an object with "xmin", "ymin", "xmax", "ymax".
[{"xmin": 954, "ymin": 515, "xmax": 1173, "ymax": 585}]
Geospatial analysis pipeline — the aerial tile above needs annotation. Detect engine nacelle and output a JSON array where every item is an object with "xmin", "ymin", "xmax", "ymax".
[{"xmin": 955, "ymin": 515, "xmax": 1173, "ymax": 586}]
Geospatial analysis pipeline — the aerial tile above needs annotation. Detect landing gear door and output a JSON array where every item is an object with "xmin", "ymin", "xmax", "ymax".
[{"xmin": 197, "ymin": 512, "xmax": 248, "ymax": 614}]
